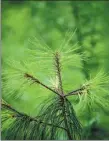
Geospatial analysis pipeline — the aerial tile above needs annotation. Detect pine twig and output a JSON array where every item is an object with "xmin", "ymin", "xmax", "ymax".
[
  {"xmin": 24, "ymin": 73, "xmax": 61, "ymax": 96},
  {"xmin": 54, "ymin": 52, "xmax": 64, "ymax": 96},
  {"xmin": 65, "ymin": 87, "xmax": 84, "ymax": 97},
  {"xmin": 65, "ymin": 84, "xmax": 89, "ymax": 97}
]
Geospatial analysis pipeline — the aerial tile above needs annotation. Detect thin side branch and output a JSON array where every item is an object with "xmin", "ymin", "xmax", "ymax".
[
  {"xmin": 65, "ymin": 88, "xmax": 84, "ymax": 97},
  {"xmin": 2, "ymin": 101, "xmax": 66, "ymax": 131},
  {"xmin": 2, "ymin": 103, "xmax": 25, "ymax": 117},
  {"xmin": 24, "ymin": 73, "xmax": 61, "ymax": 96},
  {"xmin": 65, "ymin": 85, "xmax": 89, "ymax": 97}
]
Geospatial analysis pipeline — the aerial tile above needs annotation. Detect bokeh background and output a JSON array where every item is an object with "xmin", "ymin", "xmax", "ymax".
[{"xmin": 2, "ymin": 0, "xmax": 109, "ymax": 139}]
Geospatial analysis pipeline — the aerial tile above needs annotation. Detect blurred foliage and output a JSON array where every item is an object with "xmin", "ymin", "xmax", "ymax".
[{"xmin": 2, "ymin": 0, "xmax": 109, "ymax": 139}]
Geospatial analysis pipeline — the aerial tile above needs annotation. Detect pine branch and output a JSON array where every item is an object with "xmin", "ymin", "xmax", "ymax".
[
  {"xmin": 2, "ymin": 100, "xmax": 66, "ymax": 131},
  {"xmin": 54, "ymin": 51, "xmax": 72, "ymax": 139},
  {"xmin": 24, "ymin": 73, "xmax": 61, "ymax": 96},
  {"xmin": 54, "ymin": 51, "xmax": 82, "ymax": 139}
]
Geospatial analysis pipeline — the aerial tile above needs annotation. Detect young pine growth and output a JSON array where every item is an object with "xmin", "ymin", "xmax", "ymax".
[{"xmin": 2, "ymin": 30, "xmax": 109, "ymax": 140}]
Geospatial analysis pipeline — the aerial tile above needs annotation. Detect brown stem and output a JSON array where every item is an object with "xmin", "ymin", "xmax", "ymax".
[
  {"xmin": 65, "ymin": 87, "xmax": 84, "ymax": 97},
  {"xmin": 54, "ymin": 52, "xmax": 73, "ymax": 138},
  {"xmin": 54, "ymin": 52, "xmax": 64, "ymax": 96},
  {"xmin": 65, "ymin": 84, "xmax": 89, "ymax": 97},
  {"xmin": 24, "ymin": 73, "xmax": 61, "ymax": 96}
]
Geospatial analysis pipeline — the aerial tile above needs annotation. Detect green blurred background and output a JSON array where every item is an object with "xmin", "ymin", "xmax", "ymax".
[{"xmin": 2, "ymin": 0, "xmax": 109, "ymax": 139}]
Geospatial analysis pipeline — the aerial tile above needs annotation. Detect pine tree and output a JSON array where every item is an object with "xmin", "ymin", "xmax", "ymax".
[{"xmin": 2, "ymin": 30, "xmax": 109, "ymax": 140}]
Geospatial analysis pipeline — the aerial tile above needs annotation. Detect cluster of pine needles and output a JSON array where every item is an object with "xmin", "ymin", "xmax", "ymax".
[{"xmin": 2, "ymin": 29, "xmax": 109, "ymax": 140}]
